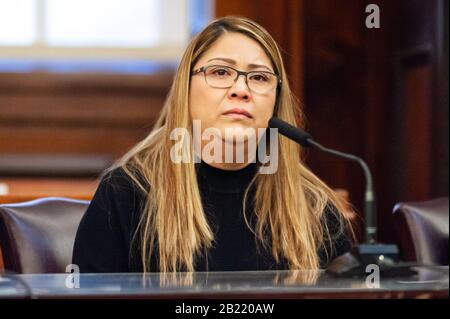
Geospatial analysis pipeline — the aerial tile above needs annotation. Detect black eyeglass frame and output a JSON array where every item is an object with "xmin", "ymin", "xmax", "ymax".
[{"xmin": 191, "ymin": 65, "xmax": 282, "ymax": 92}]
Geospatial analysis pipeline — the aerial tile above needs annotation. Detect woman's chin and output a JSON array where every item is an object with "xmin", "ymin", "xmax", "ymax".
[
  {"xmin": 218, "ymin": 125, "xmax": 256, "ymax": 138},
  {"xmin": 217, "ymin": 121, "xmax": 254, "ymax": 133}
]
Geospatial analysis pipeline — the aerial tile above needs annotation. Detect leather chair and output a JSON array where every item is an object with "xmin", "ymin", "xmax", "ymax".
[
  {"xmin": 393, "ymin": 197, "xmax": 449, "ymax": 265},
  {"xmin": 0, "ymin": 197, "xmax": 89, "ymax": 274}
]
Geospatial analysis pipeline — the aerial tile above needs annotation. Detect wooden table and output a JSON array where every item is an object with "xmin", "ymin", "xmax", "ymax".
[{"xmin": 0, "ymin": 266, "xmax": 448, "ymax": 300}]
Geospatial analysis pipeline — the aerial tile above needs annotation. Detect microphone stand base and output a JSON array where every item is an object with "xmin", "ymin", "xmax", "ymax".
[{"xmin": 326, "ymin": 244, "xmax": 417, "ymax": 278}]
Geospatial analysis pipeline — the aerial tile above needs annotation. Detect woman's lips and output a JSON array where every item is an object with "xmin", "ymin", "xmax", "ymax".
[{"xmin": 222, "ymin": 108, "xmax": 253, "ymax": 119}]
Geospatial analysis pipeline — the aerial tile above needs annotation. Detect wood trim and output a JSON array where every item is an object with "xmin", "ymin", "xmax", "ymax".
[
  {"xmin": 0, "ymin": 178, "xmax": 97, "ymax": 204},
  {"xmin": 0, "ymin": 71, "xmax": 172, "ymax": 176}
]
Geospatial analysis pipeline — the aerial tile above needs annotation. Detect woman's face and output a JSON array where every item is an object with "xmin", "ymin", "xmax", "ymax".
[{"xmin": 189, "ymin": 32, "xmax": 277, "ymax": 145}]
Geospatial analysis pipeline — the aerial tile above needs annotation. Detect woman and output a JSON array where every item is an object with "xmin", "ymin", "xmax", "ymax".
[{"xmin": 72, "ymin": 16, "xmax": 352, "ymax": 273}]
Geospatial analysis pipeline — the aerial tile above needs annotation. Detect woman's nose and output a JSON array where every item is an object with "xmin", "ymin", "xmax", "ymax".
[{"xmin": 228, "ymin": 74, "xmax": 250, "ymax": 100}]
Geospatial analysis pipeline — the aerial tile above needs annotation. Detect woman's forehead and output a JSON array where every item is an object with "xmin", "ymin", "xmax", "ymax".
[{"xmin": 197, "ymin": 33, "xmax": 273, "ymax": 70}]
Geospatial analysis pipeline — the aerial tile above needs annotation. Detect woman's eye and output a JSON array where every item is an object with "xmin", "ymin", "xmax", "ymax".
[
  {"xmin": 250, "ymin": 74, "xmax": 269, "ymax": 82},
  {"xmin": 212, "ymin": 68, "xmax": 230, "ymax": 76}
]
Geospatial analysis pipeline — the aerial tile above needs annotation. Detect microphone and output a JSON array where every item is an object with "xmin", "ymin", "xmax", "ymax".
[
  {"xmin": 269, "ymin": 117, "xmax": 378, "ymax": 242},
  {"xmin": 268, "ymin": 117, "xmax": 314, "ymax": 148},
  {"xmin": 268, "ymin": 117, "xmax": 415, "ymax": 277}
]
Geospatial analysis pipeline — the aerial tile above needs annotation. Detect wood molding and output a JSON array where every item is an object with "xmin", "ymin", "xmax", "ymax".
[{"xmin": 0, "ymin": 71, "xmax": 173, "ymax": 176}]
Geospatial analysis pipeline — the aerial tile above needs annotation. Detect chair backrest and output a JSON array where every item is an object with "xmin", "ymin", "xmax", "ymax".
[
  {"xmin": 0, "ymin": 197, "xmax": 89, "ymax": 274},
  {"xmin": 393, "ymin": 197, "xmax": 449, "ymax": 265}
]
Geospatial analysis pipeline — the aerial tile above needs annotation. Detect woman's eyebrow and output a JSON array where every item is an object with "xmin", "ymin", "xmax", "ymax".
[{"xmin": 207, "ymin": 57, "xmax": 273, "ymax": 72}]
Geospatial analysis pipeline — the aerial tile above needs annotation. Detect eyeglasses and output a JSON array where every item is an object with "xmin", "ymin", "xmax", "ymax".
[{"xmin": 192, "ymin": 65, "xmax": 281, "ymax": 94}]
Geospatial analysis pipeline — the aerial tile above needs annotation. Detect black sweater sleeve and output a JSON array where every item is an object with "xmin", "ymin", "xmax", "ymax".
[{"xmin": 72, "ymin": 168, "xmax": 145, "ymax": 273}]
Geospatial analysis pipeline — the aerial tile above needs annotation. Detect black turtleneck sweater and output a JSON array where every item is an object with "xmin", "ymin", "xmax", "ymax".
[{"xmin": 72, "ymin": 162, "xmax": 351, "ymax": 273}]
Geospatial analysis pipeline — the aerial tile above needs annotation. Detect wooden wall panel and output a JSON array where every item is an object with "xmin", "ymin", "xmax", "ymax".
[
  {"xmin": 215, "ymin": 0, "xmax": 305, "ymax": 102},
  {"xmin": 402, "ymin": 64, "xmax": 432, "ymax": 200},
  {"xmin": 216, "ymin": 0, "xmax": 448, "ymax": 243},
  {"xmin": 0, "ymin": 71, "xmax": 173, "ymax": 176},
  {"xmin": 0, "ymin": 126, "xmax": 147, "ymax": 154},
  {"xmin": 303, "ymin": 0, "xmax": 367, "ymax": 230}
]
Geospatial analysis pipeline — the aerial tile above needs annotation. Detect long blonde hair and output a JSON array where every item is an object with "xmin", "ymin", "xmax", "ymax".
[{"xmin": 109, "ymin": 16, "xmax": 351, "ymax": 272}]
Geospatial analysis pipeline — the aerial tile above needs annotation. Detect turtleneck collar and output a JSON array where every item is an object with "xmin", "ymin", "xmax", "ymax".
[{"xmin": 196, "ymin": 161, "xmax": 258, "ymax": 194}]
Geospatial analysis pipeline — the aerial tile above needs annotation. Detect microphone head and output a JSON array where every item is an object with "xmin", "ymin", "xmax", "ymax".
[{"xmin": 268, "ymin": 117, "xmax": 313, "ymax": 147}]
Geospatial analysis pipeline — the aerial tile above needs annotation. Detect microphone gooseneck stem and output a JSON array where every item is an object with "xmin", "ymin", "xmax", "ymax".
[{"xmin": 306, "ymin": 139, "xmax": 377, "ymax": 244}]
